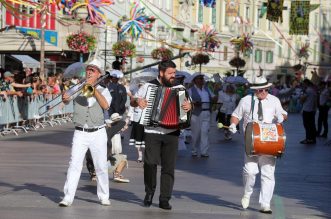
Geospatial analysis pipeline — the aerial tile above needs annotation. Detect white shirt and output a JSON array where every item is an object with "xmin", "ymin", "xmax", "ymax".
[
  {"xmin": 87, "ymin": 85, "xmax": 112, "ymax": 107},
  {"xmin": 232, "ymin": 93, "xmax": 285, "ymax": 132},
  {"xmin": 218, "ymin": 91, "xmax": 238, "ymax": 115}
]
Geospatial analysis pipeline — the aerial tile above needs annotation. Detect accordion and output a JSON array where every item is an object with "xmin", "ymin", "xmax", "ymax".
[{"xmin": 139, "ymin": 84, "xmax": 191, "ymax": 129}]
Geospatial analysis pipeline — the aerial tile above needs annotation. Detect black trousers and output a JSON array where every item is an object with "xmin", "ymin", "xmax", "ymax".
[
  {"xmin": 86, "ymin": 121, "xmax": 126, "ymax": 175},
  {"xmin": 302, "ymin": 110, "xmax": 316, "ymax": 141},
  {"xmin": 144, "ymin": 132, "xmax": 178, "ymax": 202},
  {"xmin": 317, "ymin": 105, "xmax": 329, "ymax": 136}
]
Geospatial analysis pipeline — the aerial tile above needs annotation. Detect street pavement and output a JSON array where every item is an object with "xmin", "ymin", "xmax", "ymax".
[{"xmin": 0, "ymin": 113, "xmax": 330, "ymax": 219}]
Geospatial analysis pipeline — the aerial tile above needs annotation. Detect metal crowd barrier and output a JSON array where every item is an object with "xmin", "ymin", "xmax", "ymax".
[{"xmin": 0, "ymin": 95, "xmax": 73, "ymax": 136}]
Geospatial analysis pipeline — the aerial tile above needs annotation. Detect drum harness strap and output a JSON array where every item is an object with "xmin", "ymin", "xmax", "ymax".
[{"xmin": 250, "ymin": 94, "xmax": 255, "ymax": 121}]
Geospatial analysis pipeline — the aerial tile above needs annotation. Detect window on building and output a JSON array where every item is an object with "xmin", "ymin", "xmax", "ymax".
[
  {"xmin": 223, "ymin": 46, "xmax": 228, "ymax": 61},
  {"xmin": 224, "ymin": 14, "xmax": 229, "ymax": 26},
  {"xmin": 314, "ymin": 13, "xmax": 318, "ymax": 28},
  {"xmin": 212, "ymin": 7, "xmax": 216, "ymax": 25},
  {"xmin": 246, "ymin": 6, "xmax": 250, "ymax": 19},
  {"xmin": 314, "ymin": 43, "xmax": 317, "ymax": 62},
  {"xmin": 268, "ymin": 21, "xmax": 272, "ymax": 31},
  {"xmin": 266, "ymin": 51, "xmax": 273, "ymax": 63},
  {"xmin": 255, "ymin": 49, "xmax": 262, "ymax": 63},
  {"xmin": 256, "ymin": 9, "xmax": 260, "ymax": 28},
  {"xmin": 287, "ymin": 46, "xmax": 291, "ymax": 60},
  {"xmin": 323, "ymin": 14, "xmax": 327, "ymax": 28},
  {"xmin": 165, "ymin": 0, "xmax": 171, "ymax": 11},
  {"xmin": 278, "ymin": 41, "xmax": 282, "ymax": 58},
  {"xmin": 198, "ymin": 4, "xmax": 203, "ymax": 23}
]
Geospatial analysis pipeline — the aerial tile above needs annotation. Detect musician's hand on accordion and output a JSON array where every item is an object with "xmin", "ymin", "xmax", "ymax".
[
  {"xmin": 181, "ymin": 99, "xmax": 192, "ymax": 112},
  {"xmin": 136, "ymin": 98, "xmax": 148, "ymax": 109}
]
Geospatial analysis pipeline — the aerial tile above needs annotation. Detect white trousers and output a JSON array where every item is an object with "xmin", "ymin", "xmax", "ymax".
[
  {"xmin": 242, "ymin": 155, "xmax": 276, "ymax": 208},
  {"xmin": 63, "ymin": 128, "xmax": 109, "ymax": 203},
  {"xmin": 190, "ymin": 111, "xmax": 211, "ymax": 155}
]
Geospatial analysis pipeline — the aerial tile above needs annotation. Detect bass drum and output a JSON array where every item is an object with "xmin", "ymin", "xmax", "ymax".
[{"xmin": 245, "ymin": 122, "xmax": 286, "ymax": 157}]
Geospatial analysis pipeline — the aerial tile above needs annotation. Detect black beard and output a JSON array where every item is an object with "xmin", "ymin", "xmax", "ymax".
[{"xmin": 161, "ymin": 77, "xmax": 174, "ymax": 87}]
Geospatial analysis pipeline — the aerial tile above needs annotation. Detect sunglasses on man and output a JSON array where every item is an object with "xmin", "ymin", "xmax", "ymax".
[{"xmin": 256, "ymin": 88, "xmax": 268, "ymax": 93}]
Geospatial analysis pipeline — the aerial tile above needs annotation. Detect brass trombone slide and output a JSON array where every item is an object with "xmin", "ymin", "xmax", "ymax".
[{"xmin": 38, "ymin": 52, "xmax": 189, "ymax": 116}]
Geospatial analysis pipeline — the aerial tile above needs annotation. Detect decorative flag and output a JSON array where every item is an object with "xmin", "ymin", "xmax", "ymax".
[
  {"xmin": 309, "ymin": 4, "xmax": 320, "ymax": 12},
  {"xmin": 199, "ymin": 0, "xmax": 216, "ymax": 8},
  {"xmin": 226, "ymin": 0, "xmax": 239, "ymax": 17},
  {"xmin": 266, "ymin": 0, "xmax": 284, "ymax": 23},
  {"xmin": 259, "ymin": 4, "xmax": 267, "ymax": 18},
  {"xmin": 290, "ymin": 1, "xmax": 310, "ymax": 35}
]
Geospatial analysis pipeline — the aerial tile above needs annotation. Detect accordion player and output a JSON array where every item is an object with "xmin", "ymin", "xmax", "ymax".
[{"xmin": 139, "ymin": 84, "xmax": 192, "ymax": 129}]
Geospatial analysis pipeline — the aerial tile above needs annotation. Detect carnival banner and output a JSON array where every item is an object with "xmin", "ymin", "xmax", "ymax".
[
  {"xmin": 266, "ymin": 0, "xmax": 284, "ymax": 23},
  {"xmin": 290, "ymin": 1, "xmax": 310, "ymax": 35},
  {"xmin": 226, "ymin": 0, "xmax": 239, "ymax": 17}
]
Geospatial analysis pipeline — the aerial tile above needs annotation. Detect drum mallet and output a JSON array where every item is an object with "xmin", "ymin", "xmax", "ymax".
[{"xmin": 217, "ymin": 123, "xmax": 229, "ymax": 129}]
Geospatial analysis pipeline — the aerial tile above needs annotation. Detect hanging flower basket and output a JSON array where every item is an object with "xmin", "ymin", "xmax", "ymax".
[
  {"xmin": 151, "ymin": 47, "xmax": 173, "ymax": 60},
  {"xmin": 192, "ymin": 53, "xmax": 210, "ymax": 65},
  {"xmin": 229, "ymin": 57, "xmax": 246, "ymax": 68},
  {"xmin": 66, "ymin": 31, "xmax": 96, "ymax": 53},
  {"xmin": 292, "ymin": 64, "xmax": 303, "ymax": 71},
  {"xmin": 112, "ymin": 41, "xmax": 136, "ymax": 58}
]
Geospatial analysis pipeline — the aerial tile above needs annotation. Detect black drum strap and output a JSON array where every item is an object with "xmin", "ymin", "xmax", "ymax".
[{"xmin": 250, "ymin": 94, "xmax": 255, "ymax": 120}]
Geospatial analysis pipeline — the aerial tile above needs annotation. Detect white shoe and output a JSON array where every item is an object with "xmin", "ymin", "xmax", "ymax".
[
  {"xmin": 114, "ymin": 176, "xmax": 130, "ymax": 183},
  {"xmin": 100, "ymin": 199, "xmax": 111, "ymax": 206},
  {"xmin": 59, "ymin": 199, "xmax": 72, "ymax": 207},
  {"xmin": 241, "ymin": 196, "xmax": 250, "ymax": 209}
]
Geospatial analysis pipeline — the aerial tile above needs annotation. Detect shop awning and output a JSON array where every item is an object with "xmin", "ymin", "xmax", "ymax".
[
  {"xmin": 0, "ymin": 29, "xmax": 62, "ymax": 53},
  {"xmin": 11, "ymin": 55, "xmax": 40, "ymax": 68}
]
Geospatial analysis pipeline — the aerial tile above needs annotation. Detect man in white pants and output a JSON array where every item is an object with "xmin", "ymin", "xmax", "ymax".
[
  {"xmin": 188, "ymin": 72, "xmax": 216, "ymax": 157},
  {"xmin": 59, "ymin": 59, "xmax": 112, "ymax": 207},
  {"xmin": 229, "ymin": 75, "xmax": 286, "ymax": 214}
]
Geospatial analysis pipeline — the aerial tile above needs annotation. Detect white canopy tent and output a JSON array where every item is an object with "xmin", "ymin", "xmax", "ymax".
[{"xmin": 11, "ymin": 55, "xmax": 40, "ymax": 68}]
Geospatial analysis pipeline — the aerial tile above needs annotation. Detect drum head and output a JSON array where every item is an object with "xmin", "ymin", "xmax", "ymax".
[{"xmin": 245, "ymin": 123, "xmax": 254, "ymax": 156}]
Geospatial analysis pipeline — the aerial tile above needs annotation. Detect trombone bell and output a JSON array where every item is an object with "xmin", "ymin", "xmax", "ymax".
[{"xmin": 81, "ymin": 84, "xmax": 95, "ymax": 97}]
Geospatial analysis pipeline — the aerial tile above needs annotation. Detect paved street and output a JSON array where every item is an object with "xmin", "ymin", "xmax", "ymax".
[{"xmin": 0, "ymin": 113, "xmax": 330, "ymax": 219}]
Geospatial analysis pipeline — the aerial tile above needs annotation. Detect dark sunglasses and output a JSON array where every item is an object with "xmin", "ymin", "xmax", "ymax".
[{"xmin": 256, "ymin": 89, "xmax": 268, "ymax": 93}]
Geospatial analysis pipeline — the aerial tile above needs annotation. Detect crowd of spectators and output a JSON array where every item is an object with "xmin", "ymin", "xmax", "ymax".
[{"xmin": 0, "ymin": 67, "xmax": 67, "ymax": 101}]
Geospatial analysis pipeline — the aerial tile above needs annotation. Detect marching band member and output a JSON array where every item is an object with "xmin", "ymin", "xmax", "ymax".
[
  {"xmin": 59, "ymin": 59, "xmax": 112, "ymax": 207},
  {"xmin": 229, "ymin": 75, "xmax": 286, "ymax": 214},
  {"xmin": 131, "ymin": 60, "xmax": 192, "ymax": 210},
  {"xmin": 188, "ymin": 72, "xmax": 216, "ymax": 157}
]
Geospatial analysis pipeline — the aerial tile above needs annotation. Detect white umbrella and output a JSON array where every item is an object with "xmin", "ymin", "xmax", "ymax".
[
  {"xmin": 129, "ymin": 68, "xmax": 159, "ymax": 93},
  {"xmin": 64, "ymin": 62, "xmax": 86, "ymax": 79}
]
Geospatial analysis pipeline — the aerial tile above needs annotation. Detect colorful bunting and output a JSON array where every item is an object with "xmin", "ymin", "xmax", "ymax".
[
  {"xmin": 290, "ymin": 1, "xmax": 310, "ymax": 35},
  {"xmin": 70, "ymin": 0, "xmax": 114, "ymax": 25},
  {"xmin": 266, "ymin": 0, "xmax": 284, "ymax": 23},
  {"xmin": 119, "ymin": 2, "xmax": 155, "ymax": 40}
]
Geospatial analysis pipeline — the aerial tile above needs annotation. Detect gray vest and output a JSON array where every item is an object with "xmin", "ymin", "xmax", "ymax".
[{"xmin": 73, "ymin": 95, "xmax": 104, "ymax": 127}]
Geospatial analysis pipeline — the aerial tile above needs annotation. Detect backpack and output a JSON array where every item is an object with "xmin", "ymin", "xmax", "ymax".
[{"xmin": 108, "ymin": 83, "xmax": 127, "ymax": 115}]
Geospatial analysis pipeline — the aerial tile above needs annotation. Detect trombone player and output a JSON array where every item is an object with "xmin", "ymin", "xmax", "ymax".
[{"xmin": 59, "ymin": 59, "xmax": 112, "ymax": 207}]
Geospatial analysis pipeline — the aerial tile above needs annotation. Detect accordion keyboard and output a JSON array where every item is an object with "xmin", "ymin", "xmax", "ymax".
[{"xmin": 139, "ymin": 84, "xmax": 158, "ymax": 126}]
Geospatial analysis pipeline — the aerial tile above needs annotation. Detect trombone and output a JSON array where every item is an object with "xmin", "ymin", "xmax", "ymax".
[{"xmin": 38, "ymin": 52, "xmax": 190, "ymax": 116}]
